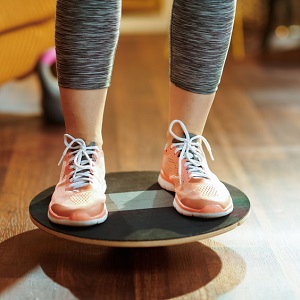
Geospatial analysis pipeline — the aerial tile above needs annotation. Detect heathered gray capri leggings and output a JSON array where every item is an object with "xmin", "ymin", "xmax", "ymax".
[{"xmin": 55, "ymin": 0, "xmax": 236, "ymax": 94}]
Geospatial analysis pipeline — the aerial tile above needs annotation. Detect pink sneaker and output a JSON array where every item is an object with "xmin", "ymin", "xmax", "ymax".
[
  {"xmin": 48, "ymin": 134, "xmax": 108, "ymax": 226},
  {"xmin": 158, "ymin": 120, "xmax": 233, "ymax": 218}
]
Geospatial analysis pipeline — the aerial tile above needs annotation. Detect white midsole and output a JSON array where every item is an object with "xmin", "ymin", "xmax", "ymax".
[
  {"xmin": 48, "ymin": 205, "xmax": 108, "ymax": 227},
  {"xmin": 158, "ymin": 173, "xmax": 233, "ymax": 218},
  {"xmin": 173, "ymin": 199, "xmax": 233, "ymax": 218}
]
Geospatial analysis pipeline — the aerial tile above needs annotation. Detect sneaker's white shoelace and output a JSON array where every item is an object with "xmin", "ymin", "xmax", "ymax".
[
  {"xmin": 169, "ymin": 120, "xmax": 214, "ymax": 184},
  {"xmin": 58, "ymin": 134, "xmax": 99, "ymax": 190}
]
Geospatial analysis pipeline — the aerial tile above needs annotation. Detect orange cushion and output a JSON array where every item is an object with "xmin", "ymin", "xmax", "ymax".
[
  {"xmin": 0, "ymin": 18, "xmax": 55, "ymax": 84},
  {"xmin": 0, "ymin": 0, "xmax": 56, "ymax": 33}
]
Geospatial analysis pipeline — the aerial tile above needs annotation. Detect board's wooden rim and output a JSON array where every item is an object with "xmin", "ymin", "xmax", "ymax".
[{"xmin": 30, "ymin": 208, "xmax": 251, "ymax": 248}]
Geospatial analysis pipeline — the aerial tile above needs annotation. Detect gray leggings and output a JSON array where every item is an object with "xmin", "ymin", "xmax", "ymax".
[{"xmin": 55, "ymin": 0, "xmax": 236, "ymax": 94}]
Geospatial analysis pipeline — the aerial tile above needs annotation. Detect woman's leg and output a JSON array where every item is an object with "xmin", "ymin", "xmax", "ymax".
[
  {"xmin": 168, "ymin": 85, "xmax": 215, "ymax": 143},
  {"xmin": 168, "ymin": 0, "xmax": 236, "ymax": 140},
  {"xmin": 59, "ymin": 88, "xmax": 107, "ymax": 146},
  {"xmin": 48, "ymin": 0, "xmax": 121, "ymax": 226},
  {"xmin": 159, "ymin": 0, "xmax": 236, "ymax": 218},
  {"xmin": 56, "ymin": 0, "xmax": 121, "ymax": 146}
]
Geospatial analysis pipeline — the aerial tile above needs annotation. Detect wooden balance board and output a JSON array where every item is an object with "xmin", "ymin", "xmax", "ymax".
[{"xmin": 29, "ymin": 171, "xmax": 250, "ymax": 248}]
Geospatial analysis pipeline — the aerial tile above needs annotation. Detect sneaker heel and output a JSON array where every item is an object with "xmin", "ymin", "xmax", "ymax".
[{"xmin": 158, "ymin": 174, "xmax": 175, "ymax": 192}]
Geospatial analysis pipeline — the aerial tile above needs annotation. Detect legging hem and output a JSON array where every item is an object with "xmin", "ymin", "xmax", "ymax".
[
  {"xmin": 170, "ymin": 80, "xmax": 218, "ymax": 95},
  {"xmin": 57, "ymin": 83, "xmax": 110, "ymax": 90}
]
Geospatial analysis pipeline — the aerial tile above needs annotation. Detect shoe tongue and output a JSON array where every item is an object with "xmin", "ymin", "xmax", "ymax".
[
  {"xmin": 86, "ymin": 141, "xmax": 97, "ymax": 161},
  {"xmin": 70, "ymin": 140, "xmax": 97, "ymax": 162},
  {"xmin": 172, "ymin": 133, "xmax": 197, "ymax": 144},
  {"xmin": 87, "ymin": 141, "xmax": 96, "ymax": 147},
  {"xmin": 173, "ymin": 132, "xmax": 202, "ymax": 161}
]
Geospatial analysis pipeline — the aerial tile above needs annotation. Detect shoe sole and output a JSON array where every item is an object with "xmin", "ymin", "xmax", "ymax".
[
  {"xmin": 48, "ymin": 204, "xmax": 108, "ymax": 227},
  {"xmin": 173, "ymin": 197, "xmax": 233, "ymax": 218},
  {"xmin": 158, "ymin": 174, "xmax": 233, "ymax": 218}
]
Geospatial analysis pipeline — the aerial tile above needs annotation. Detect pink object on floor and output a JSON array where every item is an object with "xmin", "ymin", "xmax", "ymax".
[{"xmin": 40, "ymin": 48, "xmax": 56, "ymax": 66}]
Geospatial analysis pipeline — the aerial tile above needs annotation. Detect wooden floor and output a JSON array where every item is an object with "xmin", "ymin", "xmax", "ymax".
[{"xmin": 0, "ymin": 35, "xmax": 300, "ymax": 300}]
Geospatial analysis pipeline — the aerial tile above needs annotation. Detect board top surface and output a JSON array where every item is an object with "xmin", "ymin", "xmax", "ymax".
[{"xmin": 29, "ymin": 171, "xmax": 250, "ymax": 247}]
